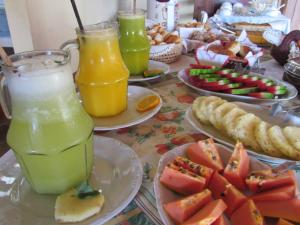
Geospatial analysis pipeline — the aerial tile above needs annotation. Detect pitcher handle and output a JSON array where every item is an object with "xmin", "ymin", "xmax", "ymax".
[
  {"xmin": 60, "ymin": 39, "xmax": 80, "ymax": 74},
  {"xmin": 60, "ymin": 38, "xmax": 79, "ymax": 51},
  {"xmin": 0, "ymin": 74, "xmax": 11, "ymax": 119}
]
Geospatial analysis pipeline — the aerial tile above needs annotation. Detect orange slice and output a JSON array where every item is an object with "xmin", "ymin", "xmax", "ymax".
[{"xmin": 136, "ymin": 95, "xmax": 160, "ymax": 113}]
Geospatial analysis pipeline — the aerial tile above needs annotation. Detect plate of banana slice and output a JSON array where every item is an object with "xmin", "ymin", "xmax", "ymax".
[{"xmin": 186, "ymin": 96, "xmax": 300, "ymax": 166}]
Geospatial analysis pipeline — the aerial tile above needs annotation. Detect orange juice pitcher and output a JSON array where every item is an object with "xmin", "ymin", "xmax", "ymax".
[{"xmin": 61, "ymin": 22, "xmax": 129, "ymax": 117}]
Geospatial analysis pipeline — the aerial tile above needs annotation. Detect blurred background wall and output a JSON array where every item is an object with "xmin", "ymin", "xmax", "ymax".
[{"xmin": 2, "ymin": 0, "xmax": 300, "ymax": 53}]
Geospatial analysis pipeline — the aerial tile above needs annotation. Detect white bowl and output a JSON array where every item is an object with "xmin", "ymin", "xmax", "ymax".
[
  {"xmin": 233, "ymin": 2, "xmax": 243, "ymax": 9},
  {"xmin": 219, "ymin": 8, "xmax": 232, "ymax": 16},
  {"xmin": 264, "ymin": 9, "xmax": 281, "ymax": 17},
  {"xmin": 222, "ymin": 2, "xmax": 233, "ymax": 9}
]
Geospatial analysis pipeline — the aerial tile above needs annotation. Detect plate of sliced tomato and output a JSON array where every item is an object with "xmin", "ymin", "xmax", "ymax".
[{"xmin": 154, "ymin": 139, "xmax": 300, "ymax": 225}]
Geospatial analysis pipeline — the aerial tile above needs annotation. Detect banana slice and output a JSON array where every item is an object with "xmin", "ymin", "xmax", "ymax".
[
  {"xmin": 194, "ymin": 96, "xmax": 221, "ymax": 124},
  {"xmin": 230, "ymin": 113, "xmax": 261, "ymax": 152},
  {"xmin": 223, "ymin": 107, "xmax": 246, "ymax": 137},
  {"xmin": 211, "ymin": 102, "xmax": 237, "ymax": 130},
  {"xmin": 283, "ymin": 126, "xmax": 300, "ymax": 151},
  {"xmin": 268, "ymin": 126, "xmax": 300, "ymax": 160},
  {"xmin": 255, "ymin": 121, "xmax": 284, "ymax": 157},
  {"xmin": 55, "ymin": 189, "xmax": 105, "ymax": 223}
]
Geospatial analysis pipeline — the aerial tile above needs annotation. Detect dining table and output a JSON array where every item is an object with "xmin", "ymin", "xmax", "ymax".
[{"xmin": 0, "ymin": 54, "xmax": 299, "ymax": 225}]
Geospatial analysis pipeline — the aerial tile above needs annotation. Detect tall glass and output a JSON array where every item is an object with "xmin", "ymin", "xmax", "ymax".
[
  {"xmin": 0, "ymin": 50, "xmax": 94, "ymax": 194},
  {"xmin": 118, "ymin": 9, "xmax": 150, "ymax": 75},
  {"xmin": 62, "ymin": 22, "xmax": 129, "ymax": 117}
]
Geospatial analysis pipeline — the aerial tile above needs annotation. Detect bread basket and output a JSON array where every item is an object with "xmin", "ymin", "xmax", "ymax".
[{"xmin": 150, "ymin": 43, "xmax": 183, "ymax": 64}]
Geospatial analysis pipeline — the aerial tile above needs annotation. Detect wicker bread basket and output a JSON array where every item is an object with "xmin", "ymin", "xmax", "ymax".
[{"xmin": 150, "ymin": 43, "xmax": 183, "ymax": 64}]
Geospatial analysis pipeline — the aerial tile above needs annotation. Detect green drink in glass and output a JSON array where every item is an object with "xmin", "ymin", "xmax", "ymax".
[
  {"xmin": 0, "ymin": 51, "xmax": 94, "ymax": 194},
  {"xmin": 118, "ymin": 9, "xmax": 150, "ymax": 75}
]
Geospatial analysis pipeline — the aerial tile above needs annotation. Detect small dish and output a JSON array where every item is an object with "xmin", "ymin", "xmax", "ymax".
[
  {"xmin": 93, "ymin": 86, "xmax": 162, "ymax": 131},
  {"xmin": 128, "ymin": 60, "xmax": 170, "ymax": 82},
  {"xmin": 0, "ymin": 136, "xmax": 143, "ymax": 225}
]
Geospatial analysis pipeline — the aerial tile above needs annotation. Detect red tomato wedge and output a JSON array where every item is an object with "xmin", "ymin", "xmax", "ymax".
[
  {"xmin": 208, "ymin": 171, "xmax": 230, "ymax": 199},
  {"xmin": 277, "ymin": 218, "xmax": 295, "ymax": 225},
  {"xmin": 246, "ymin": 169, "xmax": 296, "ymax": 193},
  {"xmin": 251, "ymin": 185, "xmax": 296, "ymax": 202},
  {"xmin": 187, "ymin": 138, "xmax": 224, "ymax": 172},
  {"xmin": 212, "ymin": 215, "xmax": 228, "ymax": 225},
  {"xmin": 164, "ymin": 189, "xmax": 212, "ymax": 224},
  {"xmin": 231, "ymin": 200, "xmax": 265, "ymax": 225},
  {"xmin": 173, "ymin": 156, "xmax": 214, "ymax": 185},
  {"xmin": 221, "ymin": 184, "xmax": 247, "ymax": 217},
  {"xmin": 160, "ymin": 164, "xmax": 206, "ymax": 195},
  {"xmin": 223, "ymin": 141, "xmax": 250, "ymax": 190},
  {"xmin": 182, "ymin": 199, "xmax": 227, "ymax": 225},
  {"xmin": 256, "ymin": 199, "xmax": 300, "ymax": 223}
]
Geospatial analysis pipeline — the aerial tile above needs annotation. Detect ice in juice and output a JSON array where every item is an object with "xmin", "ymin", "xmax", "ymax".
[
  {"xmin": 118, "ymin": 10, "xmax": 150, "ymax": 75},
  {"xmin": 76, "ymin": 23, "xmax": 129, "ymax": 117},
  {"xmin": 5, "ymin": 53, "xmax": 94, "ymax": 194}
]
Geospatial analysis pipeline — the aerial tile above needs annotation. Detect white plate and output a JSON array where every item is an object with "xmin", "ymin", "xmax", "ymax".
[
  {"xmin": 185, "ymin": 102, "xmax": 300, "ymax": 166},
  {"xmin": 0, "ymin": 136, "xmax": 143, "ymax": 225},
  {"xmin": 128, "ymin": 60, "xmax": 170, "ymax": 82},
  {"xmin": 178, "ymin": 69, "xmax": 298, "ymax": 105},
  {"xmin": 93, "ymin": 85, "xmax": 162, "ymax": 131},
  {"xmin": 153, "ymin": 143, "xmax": 300, "ymax": 225}
]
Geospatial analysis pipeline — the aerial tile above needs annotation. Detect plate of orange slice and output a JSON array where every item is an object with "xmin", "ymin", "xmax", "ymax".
[{"xmin": 93, "ymin": 86, "xmax": 162, "ymax": 131}]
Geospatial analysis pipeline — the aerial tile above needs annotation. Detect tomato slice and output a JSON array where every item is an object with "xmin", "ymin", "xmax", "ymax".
[
  {"xmin": 208, "ymin": 172, "xmax": 230, "ymax": 199},
  {"xmin": 212, "ymin": 215, "xmax": 227, "ymax": 225},
  {"xmin": 256, "ymin": 199, "xmax": 300, "ymax": 223},
  {"xmin": 246, "ymin": 169, "xmax": 296, "ymax": 193},
  {"xmin": 182, "ymin": 199, "xmax": 227, "ymax": 225},
  {"xmin": 277, "ymin": 218, "xmax": 295, "ymax": 225},
  {"xmin": 160, "ymin": 165, "xmax": 206, "ymax": 195},
  {"xmin": 223, "ymin": 141, "xmax": 250, "ymax": 190},
  {"xmin": 164, "ymin": 189, "xmax": 212, "ymax": 224},
  {"xmin": 251, "ymin": 185, "xmax": 296, "ymax": 202},
  {"xmin": 221, "ymin": 184, "xmax": 247, "ymax": 217},
  {"xmin": 187, "ymin": 139, "xmax": 224, "ymax": 172},
  {"xmin": 231, "ymin": 200, "xmax": 265, "ymax": 225},
  {"xmin": 173, "ymin": 156, "xmax": 214, "ymax": 185}
]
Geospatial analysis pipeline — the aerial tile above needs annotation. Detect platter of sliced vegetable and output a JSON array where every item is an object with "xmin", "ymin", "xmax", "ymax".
[{"xmin": 178, "ymin": 64, "xmax": 298, "ymax": 104}]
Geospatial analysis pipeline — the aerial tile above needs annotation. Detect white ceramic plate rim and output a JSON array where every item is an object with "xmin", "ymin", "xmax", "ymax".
[
  {"xmin": 177, "ymin": 69, "xmax": 298, "ymax": 104},
  {"xmin": 128, "ymin": 60, "xmax": 170, "ymax": 82},
  {"xmin": 185, "ymin": 105, "xmax": 300, "ymax": 166},
  {"xmin": 0, "ymin": 136, "xmax": 143, "ymax": 225},
  {"xmin": 93, "ymin": 85, "xmax": 162, "ymax": 131},
  {"xmin": 90, "ymin": 136, "xmax": 143, "ymax": 225}
]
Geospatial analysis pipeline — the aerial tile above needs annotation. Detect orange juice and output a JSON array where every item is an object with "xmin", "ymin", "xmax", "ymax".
[{"xmin": 75, "ymin": 22, "xmax": 129, "ymax": 117}]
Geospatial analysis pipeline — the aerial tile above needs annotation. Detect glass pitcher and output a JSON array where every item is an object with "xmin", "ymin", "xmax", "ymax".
[
  {"xmin": 0, "ymin": 50, "xmax": 94, "ymax": 194},
  {"xmin": 61, "ymin": 22, "xmax": 129, "ymax": 117},
  {"xmin": 118, "ymin": 9, "xmax": 150, "ymax": 75}
]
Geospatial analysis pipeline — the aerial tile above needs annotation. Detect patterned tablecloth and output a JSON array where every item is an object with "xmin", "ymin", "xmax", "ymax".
[
  {"xmin": 0, "ymin": 55, "xmax": 296, "ymax": 225},
  {"xmin": 98, "ymin": 55, "xmax": 297, "ymax": 225}
]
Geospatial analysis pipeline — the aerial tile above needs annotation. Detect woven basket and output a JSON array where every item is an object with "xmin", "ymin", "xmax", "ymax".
[{"xmin": 150, "ymin": 43, "xmax": 183, "ymax": 64}]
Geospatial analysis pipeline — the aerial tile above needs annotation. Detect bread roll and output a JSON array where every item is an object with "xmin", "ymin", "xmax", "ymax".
[
  {"xmin": 228, "ymin": 41, "xmax": 241, "ymax": 55},
  {"xmin": 239, "ymin": 45, "xmax": 252, "ymax": 57}
]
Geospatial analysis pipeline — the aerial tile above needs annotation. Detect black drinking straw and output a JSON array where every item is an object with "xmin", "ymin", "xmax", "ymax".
[
  {"xmin": 133, "ymin": 0, "xmax": 136, "ymax": 14},
  {"xmin": 70, "ymin": 0, "xmax": 84, "ymax": 32}
]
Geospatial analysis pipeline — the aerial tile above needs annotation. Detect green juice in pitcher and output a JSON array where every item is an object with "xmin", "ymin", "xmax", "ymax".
[
  {"xmin": 118, "ymin": 10, "xmax": 150, "ymax": 75},
  {"xmin": 1, "ymin": 51, "xmax": 94, "ymax": 194}
]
